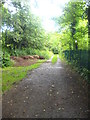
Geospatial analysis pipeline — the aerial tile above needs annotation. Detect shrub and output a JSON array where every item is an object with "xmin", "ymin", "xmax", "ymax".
[
  {"xmin": 2, "ymin": 51, "xmax": 14, "ymax": 67},
  {"xmin": 14, "ymin": 48, "xmax": 53, "ymax": 59}
]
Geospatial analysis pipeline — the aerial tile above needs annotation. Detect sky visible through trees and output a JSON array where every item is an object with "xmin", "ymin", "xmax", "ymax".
[
  {"xmin": 29, "ymin": 0, "xmax": 70, "ymax": 32},
  {"xmin": 4, "ymin": 0, "xmax": 70, "ymax": 32}
]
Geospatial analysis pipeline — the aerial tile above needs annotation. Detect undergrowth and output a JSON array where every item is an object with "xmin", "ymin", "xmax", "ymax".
[
  {"xmin": 2, "ymin": 60, "xmax": 46, "ymax": 93},
  {"xmin": 59, "ymin": 54, "xmax": 90, "ymax": 83},
  {"xmin": 2, "ymin": 49, "xmax": 53, "ymax": 67}
]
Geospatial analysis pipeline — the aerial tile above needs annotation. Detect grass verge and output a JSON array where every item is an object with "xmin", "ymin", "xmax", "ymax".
[
  {"xmin": 51, "ymin": 55, "xmax": 58, "ymax": 64},
  {"xmin": 2, "ymin": 60, "xmax": 46, "ymax": 93}
]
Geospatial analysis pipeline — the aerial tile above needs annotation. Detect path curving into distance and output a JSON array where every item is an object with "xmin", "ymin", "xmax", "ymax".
[{"xmin": 2, "ymin": 57, "xmax": 88, "ymax": 118}]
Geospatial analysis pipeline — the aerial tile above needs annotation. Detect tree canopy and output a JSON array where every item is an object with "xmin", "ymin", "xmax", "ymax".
[
  {"xmin": 54, "ymin": 0, "xmax": 88, "ymax": 51},
  {"xmin": 2, "ymin": 0, "xmax": 47, "ymax": 55}
]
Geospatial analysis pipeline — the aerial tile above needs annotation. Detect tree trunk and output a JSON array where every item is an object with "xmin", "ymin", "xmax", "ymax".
[
  {"xmin": 88, "ymin": 4, "xmax": 90, "ymax": 48},
  {"xmin": 87, "ymin": 4, "xmax": 90, "ymax": 81}
]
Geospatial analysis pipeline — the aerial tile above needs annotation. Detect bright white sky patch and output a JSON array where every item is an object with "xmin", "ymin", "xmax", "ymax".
[
  {"xmin": 29, "ymin": 0, "xmax": 70, "ymax": 32},
  {"xmin": 4, "ymin": 0, "xmax": 70, "ymax": 32}
]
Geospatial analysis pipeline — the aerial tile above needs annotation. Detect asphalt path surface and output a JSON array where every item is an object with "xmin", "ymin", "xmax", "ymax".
[{"xmin": 2, "ymin": 57, "xmax": 88, "ymax": 118}]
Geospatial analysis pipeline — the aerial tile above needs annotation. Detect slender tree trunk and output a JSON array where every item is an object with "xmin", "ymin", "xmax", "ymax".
[
  {"xmin": 70, "ymin": 20, "xmax": 76, "ymax": 50},
  {"xmin": 87, "ymin": 4, "xmax": 90, "ymax": 74},
  {"xmin": 87, "ymin": 5, "xmax": 90, "ymax": 117},
  {"xmin": 88, "ymin": 4, "xmax": 90, "ymax": 48}
]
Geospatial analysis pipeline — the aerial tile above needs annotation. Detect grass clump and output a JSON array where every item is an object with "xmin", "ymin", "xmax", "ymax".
[
  {"xmin": 2, "ymin": 60, "xmax": 45, "ymax": 93},
  {"xmin": 52, "ymin": 55, "xmax": 58, "ymax": 64}
]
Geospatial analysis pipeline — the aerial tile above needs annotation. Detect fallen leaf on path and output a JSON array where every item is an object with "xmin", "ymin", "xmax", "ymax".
[
  {"xmin": 51, "ymin": 85, "xmax": 55, "ymax": 88},
  {"xmin": 57, "ymin": 92, "xmax": 59, "ymax": 94},
  {"xmin": 55, "ymin": 103, "xmax": 58, "ymax": 106},
  {"xmin": 43, "ymin": 109, "xmax": 46, "ymax": 112},
  {"xmin": 26, "ymin": 97, "xmax": 29, "ymax": 99},
  {"xmin": 58, "ymin": 108, "xmax": 61, "ymax": 110},
  {"xmin": 10, "ymin": 104, "xmax": 12, "ymax": 106},
  {"xmin": 35, "ymin": 114, "xmax": 38, "ymax": 117},
  {"xmin": 71, "ymin": 91, "xmax": 74, "ymax": 94},
  {"xmin": 87, "ymin": 110, "xmax": 89, "ymax": 112},
  {"xmin": 50, "ymin": 89, "xmax": 52, "ymax": 92}
]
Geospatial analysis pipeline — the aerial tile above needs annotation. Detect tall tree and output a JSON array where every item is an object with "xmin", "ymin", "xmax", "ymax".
[
  {"xmin": 2, "ymin": 0, "xmax": 46, "ymax": 54},
  {"xmin": 55, "ymin": 0, "xmax": 87, "ymax": 50}
]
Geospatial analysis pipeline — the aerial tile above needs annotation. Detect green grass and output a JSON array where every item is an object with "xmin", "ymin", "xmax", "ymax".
[
  {"xmin": 51, "ymin": 55, "xmax": 58, "ymax": 64},
  {"xmin": 2, "ymin": 60, "xmax": 46, "ymax": 93}
]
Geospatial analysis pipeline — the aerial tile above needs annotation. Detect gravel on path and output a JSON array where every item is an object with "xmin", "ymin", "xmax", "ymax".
[{"xmin": 2, "ymin": 57, "xmax": 89, "ymax": 118}]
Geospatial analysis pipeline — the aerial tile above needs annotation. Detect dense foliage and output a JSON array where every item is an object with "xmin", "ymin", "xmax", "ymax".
[
  {"xmin": 55, "ymin": 0, "xmax": 88, "ymax": 51},
  {"xmin": 2, "ymin": 1, "xmax": 46, "ymax": 51},
  {"xmin": 53, "ymin": 0, "xmax": 90, "ymax": 81},
  {"xmin": 1, "ymin": 0, "xmax": 53, "ymax": 67}
]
